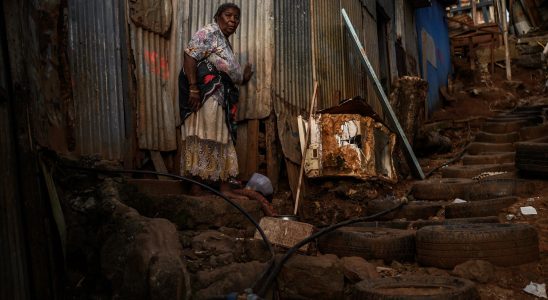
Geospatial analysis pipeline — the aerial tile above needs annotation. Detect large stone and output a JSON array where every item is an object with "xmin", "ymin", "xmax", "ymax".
[
  {"xmin": 341, "ymin": 256, "xmax": 380, "ymax": 283},
  {"xmin": 194, "ymin": 261, "xmax": 266, "ymax": 299},
  {"xmin": 278, "ymin": 254, "xmax": 344, "ymax": 300},
  {"xmin": 99, "ymin": 180, "xmax": 190, "ymax": 300},
  {"xmin": 452, "ymin": 260, "xmax": 495, "ymax": 283},
  {"xmin": 120, "ymin": 185, "xmax": 264, "ymax": 230}
]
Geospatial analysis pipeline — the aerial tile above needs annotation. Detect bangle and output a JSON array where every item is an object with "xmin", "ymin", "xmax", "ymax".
[{"xmin": 190, "ymin": 89, "xmax": 200, "ymax": 94}]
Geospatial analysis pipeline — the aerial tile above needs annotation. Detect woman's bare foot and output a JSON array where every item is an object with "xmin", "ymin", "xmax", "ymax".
[{"xmin": 220, "ymin": 182, "xmax": 248, "ymax": 201}]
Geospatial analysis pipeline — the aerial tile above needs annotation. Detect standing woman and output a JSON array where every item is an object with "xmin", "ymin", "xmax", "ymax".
[{"xmin": 180, "ymin": 3, "xmax": 253, "ymax": 199}]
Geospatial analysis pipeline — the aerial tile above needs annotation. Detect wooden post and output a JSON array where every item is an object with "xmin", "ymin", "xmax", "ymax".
[
  {"xmin": 500, "ymin": 0, "xmax": 512, "ymax": 80},
  {"xmin": 293, "ymin": 82, "xmax": 319, "ymax": 216},
  {"xmin": 472, "ymin": 0, "xmax": 477, "ymax": 25},
  {"xmin": 490, "ymin": 33, "xmax": 495, "ymax": 75}
]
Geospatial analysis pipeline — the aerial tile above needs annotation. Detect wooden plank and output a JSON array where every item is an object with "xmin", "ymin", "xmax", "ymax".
[
  {"xmin": 150, "ymin": 151, "xmax": 170, "ymax": 180},
  {"xmin": 265, "ymin": 113, "xmax": 279, "ymax": 192},
  {"xmin": 342, "ymin": 9, "xmax": 424, "ymax": 179},
  {"xmin": 235, "ymin": 123, "xmax": 249, "ymax": 180},
  {"xmin": 285, "ymin": 158, "xmax": 303, "ymax": 212},
  {"xmin": 246, "ymin": 119, "xmax": 260, "ymax": 179}
]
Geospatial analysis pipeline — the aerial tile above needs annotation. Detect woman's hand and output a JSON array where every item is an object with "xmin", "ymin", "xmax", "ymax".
[
  {"xmin": 243, "ymin": 63, "xmax": 254, "ymax": 84},
  {"xmin": 188, "ymin": 85, "xmax": 201, "ymax": 111}
]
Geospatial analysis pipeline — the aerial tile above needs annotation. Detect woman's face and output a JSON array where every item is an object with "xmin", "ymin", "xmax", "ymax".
[{"xmin": 217, "ymin": 7, "xmax": 240, "ymax": 37}]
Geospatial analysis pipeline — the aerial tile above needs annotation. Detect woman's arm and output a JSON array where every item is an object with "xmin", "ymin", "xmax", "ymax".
[{"xmin": 184, "ymin": 53, "xmax": 201, "ymax": 111}]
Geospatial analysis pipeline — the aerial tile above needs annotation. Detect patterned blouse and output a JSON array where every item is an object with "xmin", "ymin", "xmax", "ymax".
[{"xmin": 185, "ymin": 23, "xmax": 243, "ymax": 84}]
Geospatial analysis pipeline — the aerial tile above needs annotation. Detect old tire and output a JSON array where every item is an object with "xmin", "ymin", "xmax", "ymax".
[
  {"xmin": 516, "ymin": 142, "xmax": 548, "ymax": 174},
  {"xmin": 481, "ymin": 120, "xmax": 529, "ymax": 134},
  {"xmin": 441, "ymin": 163, "xmax": 515, "ymax": 179},
  {"xmin": 318, "ymin": 227, "xmax": 415, "ymax": 263},
  {"xmin": 352, "ymin": 276, "xmax": 479, "ymax": 300},
  {"xmin": 444, "ymin": 196, "xmax": 518, "ymax": 218},
  {"xmin": 468, "ymin": 178, "xmax": 536, "ymax": 200},
  {"xmin": 462, "ymin": 152, "xmax": 514, "ymax": 165},
  {"xmin": 466, "ymin": 142, "xmax": 514, "ymax": 155},
  {"xmin": 367, "ymin": 199, "xmax": 445, "ymax": 221},
  {"xmin": 520, "ymin": 124, "xmax": 548, "ymax": 141},
  {"xmin": 474, "ymin": 131, "xmax": 519, "ymax": 143},
  {"xmin": 416, "ymin": 224, "xmax": 539, "ymax": 268},
  {"xmin": 412, "ymin": 178, "xmax": 474, "ymax": 200}
]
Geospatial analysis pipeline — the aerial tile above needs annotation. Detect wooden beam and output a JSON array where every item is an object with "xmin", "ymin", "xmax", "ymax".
[
  {"xmin": 265, "ymin": 113, "xmax": 279, "ymax": 192},
  {"xmin": 500, "ymin": 0, "xmax": 512, "ymax": 80},
  {"xmin": 150, "ymin": 151, "xmax": 170, "ymax": 180},
  {"xmin": 246, "ymin": 119, "xmax": 260, "ymax": 179}
]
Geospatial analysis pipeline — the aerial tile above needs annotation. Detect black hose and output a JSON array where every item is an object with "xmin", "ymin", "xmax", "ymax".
[
  {"xmin": 256, "ymin": 200, "xmax": 405, "ymax": 297},
  {"xmin": 59, "ymin": 165, "xmax": 276, "ymax": 259}
]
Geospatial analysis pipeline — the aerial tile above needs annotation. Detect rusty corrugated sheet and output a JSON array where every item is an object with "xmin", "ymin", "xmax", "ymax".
[
  {"xmin": 130, "ymin": 0, "xmax": 181, "ymax": 151},
  {"xmin": 273, "ymin": 0, "xmax": 384, "ymax": 164},
  {"xmin": 0, "ymin": 103, "xmax": 30, "ymax": 300},
  {"xmin": 181, "ymin": 0, "xmax": 274, "ymax": 121},
  {"xmin": 273, "ymin": 0, "xmax": 314, "ymax": 164},
  {"xmin": 361, "ymin": 1, "xmax": 383, "ymax": 117},
  {"xmin": 68, "ymin": 0, "xmax": 127, "ymax": 159},
  {"xmin": 341, "ymin": 0, "xmax": 369, "ymax": 105},
  {"xmin": 310, "ymin": 0, "xmax": 346, "ymax": 109}
]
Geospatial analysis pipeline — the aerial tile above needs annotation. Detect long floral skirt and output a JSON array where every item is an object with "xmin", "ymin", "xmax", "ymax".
[{"xmin": 180, "ymin": 91, "xmax": 238, "ymax": 181}]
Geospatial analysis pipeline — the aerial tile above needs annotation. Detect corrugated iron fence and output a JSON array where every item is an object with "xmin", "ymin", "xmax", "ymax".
[
  {"xmin": 63, "ymin": 0, "xmax": 386, "ymax": 170},
  {"xmin": 68, "ymin": 0, "xmax": 129, "ymax": 160}
]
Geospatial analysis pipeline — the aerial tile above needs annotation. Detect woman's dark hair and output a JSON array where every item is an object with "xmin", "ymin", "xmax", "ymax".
[{"xmin": 214, "ymin": 3, "xmax": 240, "ymax": 22}]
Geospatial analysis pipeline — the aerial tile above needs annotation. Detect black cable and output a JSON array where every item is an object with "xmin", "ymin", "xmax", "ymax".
[
  {"xmin": 256, "ymin": 200, "xmax": 405, "ymax": 297},
  {"xmin": 60, "ymin": 165, "xmax": 276, "ymax": 259}
]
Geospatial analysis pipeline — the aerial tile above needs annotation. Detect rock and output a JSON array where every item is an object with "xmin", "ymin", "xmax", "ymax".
[
  {"xmin": 194, "ymin": 261, "xmax": 266, "ymax": 299},
  {"xmin": 99, "ymin": 180, "xmax": 190, "ymax": 300},
  {"xmin": 191, "ymin": 231, "xmax": 237, "ymax": 255},
  {"xmin": 121, "ymin": 189, "xmax": 264, "ymax": 230},
  {"xmin": 278, "ymin": 254, "xmax": 344, "ymax": 300},
  {"xmin": 244, "ymin": 239, "xmax": 272, "ymax": 263},
  {"xmin": 341, "ymin": 257, "xmax": 380, "ymax": 283},
  {"xmin": 452, "ymin": 260, "xmax": 495, "ymax": 283}
]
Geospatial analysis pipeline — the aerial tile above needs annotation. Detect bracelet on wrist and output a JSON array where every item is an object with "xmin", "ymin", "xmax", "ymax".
[{"xmin": 190, "ymin": 89, "xmax": 200, "ymax": 94}]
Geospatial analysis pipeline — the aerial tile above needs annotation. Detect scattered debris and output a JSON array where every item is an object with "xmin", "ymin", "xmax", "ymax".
[
  {"xmin": 521, "ymin": 206, "xmax": 538, "ymax": 215},
  {"xmin": 453, "ymin": 198, "xmax": 467, "ymax": 203},
  {"xmin": 523, "ymin": 282, "xmax": 547, "ymax": 298}
]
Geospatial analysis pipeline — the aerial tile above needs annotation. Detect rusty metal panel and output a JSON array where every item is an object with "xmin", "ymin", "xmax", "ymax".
[
  {"xmin": 304, "ymin": 113, "xmax": 397, "ymax": 182},
  {"xmin": 180, "ymin": 0, "xmax": 274, "ymax": 121},
  {"xmin": 273, "ymin": 0, "xmax": 385, "ymax": 164},
  {"xmin": 68, "ymin": 0, "xmax": 127, "ymax": 159},
  {"xmin": 311, "ymin": 0, "xmax": 346, "ymax": 109},
  {"xmin": 0, "ymin": 102, "xmax": 30, "ymax": 299},
  {"xmin": 361, "ymin": 2, "xmax": 383, "ymax": 117},
  {"xmin": 273, "ymin": 0, "xmax": 314, "ymax": 164},
  {"xmin": 130, "ymin": 0, "xmax": 183, "ymax": 151}
]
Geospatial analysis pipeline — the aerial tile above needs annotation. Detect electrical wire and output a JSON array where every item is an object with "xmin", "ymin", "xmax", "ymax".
[{"xmin": 59, "ymin": 164, "xmax": 276, "ymax": 259}]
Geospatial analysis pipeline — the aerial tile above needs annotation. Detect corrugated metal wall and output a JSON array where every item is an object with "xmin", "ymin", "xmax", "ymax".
[
  {"xmin": 0, "ymin": 16, "xmax": 29, "ymax": 294},
  {"xmin": 0, "ymin": 101, "xmax": 30, "ymax": 300},
  {"xmin": 68, "ymin": 0, "xmax": 128, "ymax": 160},
  {"xmin": 273, "ymin": 0, "xmax": 313, "ymax": 118},
  {"xmin": 273, "ymin": 0, "xmax": 384, "ymax": 163},
  {"xmin": 130, "ymin": 0, "xmax": 181, "ymax": 151},
  {"xmin": 180, "ymin": 0, "xmax": 274, "ymax": 121}
]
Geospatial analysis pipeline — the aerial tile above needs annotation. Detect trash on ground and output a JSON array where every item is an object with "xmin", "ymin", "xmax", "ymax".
[
  {"xmin": 523, "ymin": 282, "xmax": 547, "ymax": 298},
  {"xmin": 453, "ymin": 198, "xmax": 467, "ymax": 203},
  {"xmin": 520, "ymin": 206, "xmax": 538, "ymax": 215},
  {"xmin": 506, "ymin": 214, "xmax": 515, "ymax": 221}
]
